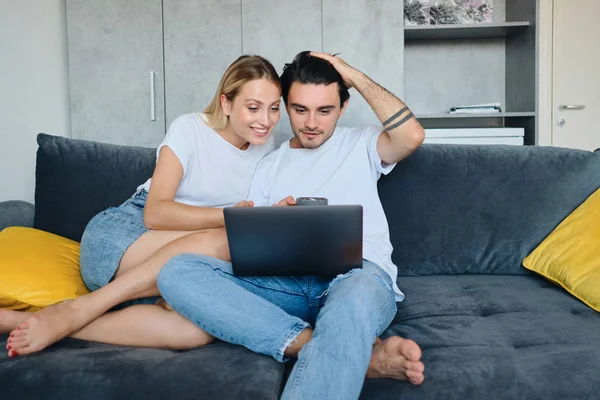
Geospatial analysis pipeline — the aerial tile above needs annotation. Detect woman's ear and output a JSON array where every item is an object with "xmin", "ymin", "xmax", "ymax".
[{"xmin": 220, "ymin": 94, "xmax": 231, "ymax": 116}]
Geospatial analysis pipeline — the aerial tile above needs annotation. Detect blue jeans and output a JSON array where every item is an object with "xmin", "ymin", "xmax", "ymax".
[
  {"xmin": 80, "ymin": 189, "xmax": 158, "ymax": 309},
  {"xmin": 157, "ymin": 255, "xmax": 398, "ymax": 400}
]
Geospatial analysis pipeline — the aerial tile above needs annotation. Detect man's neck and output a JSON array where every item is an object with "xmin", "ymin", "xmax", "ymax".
[{"xmin": 289, "ymin": 137, "xmax": 304, "ymax": 149}]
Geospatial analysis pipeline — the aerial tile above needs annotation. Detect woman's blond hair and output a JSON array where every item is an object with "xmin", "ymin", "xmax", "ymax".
[{"xmin": 203, "ymin": 55, "xmax": 281, "ymax": 130}]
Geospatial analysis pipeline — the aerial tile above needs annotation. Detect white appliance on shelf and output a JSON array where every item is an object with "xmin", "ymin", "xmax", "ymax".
[{"xmin": 423, "ymin": 128, "xmax": 524, "ymax": 145}]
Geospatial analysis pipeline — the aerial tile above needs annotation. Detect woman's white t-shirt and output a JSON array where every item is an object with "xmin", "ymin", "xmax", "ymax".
[{"xmin": 138, "ymin": 113, "xmax": 275, "ymax": 207}]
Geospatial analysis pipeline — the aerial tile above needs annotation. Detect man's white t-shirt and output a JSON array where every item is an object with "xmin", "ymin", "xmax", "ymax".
[
  {"xmin": 139, "ymin": 113, "xmax": 275, "ymax": 207},
  {"xmin": 246, "ymin": 125, "xmax": 404, "ymax": 301}
]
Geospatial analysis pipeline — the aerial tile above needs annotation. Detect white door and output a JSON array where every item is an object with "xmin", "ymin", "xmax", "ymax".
[{"xmin": 552, "ymin": 0, "xmax": 600, "ymax": 151}]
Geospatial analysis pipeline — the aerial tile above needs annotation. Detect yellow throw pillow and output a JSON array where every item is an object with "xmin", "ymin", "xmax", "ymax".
[
  {"xmin": 523, "ymin": 188, "xmax": 600, "ymax": 312},
  {"xmin": 0, "ymin": 227, "xmax": 89, "ymax": 312}
]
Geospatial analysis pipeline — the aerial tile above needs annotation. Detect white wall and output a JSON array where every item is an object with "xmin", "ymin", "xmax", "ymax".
[{"xmin": 0, "ymin": 0, "xmax": 70, "ymax": 203}]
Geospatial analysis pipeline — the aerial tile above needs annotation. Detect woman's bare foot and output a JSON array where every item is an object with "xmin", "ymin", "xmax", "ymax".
[
  {"xmin": 0, "ymin": 310, "xmax": 30, "ymax": 334},
  {"xmin": 6, "ymin": 299, "xmax": 91, "ymax": 357},
  {"xmin": 366, "ymin": 336, "xmax": 425, "ymax": 385}
]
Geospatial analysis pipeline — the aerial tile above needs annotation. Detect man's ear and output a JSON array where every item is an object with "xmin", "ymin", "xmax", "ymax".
[
  {"xmin": 220, "ymin": 94, "xmax": 231, "ymax": 116},
  {"xmin": 338, "ymin": 99, "xmax": 350, "ymax": 119}
]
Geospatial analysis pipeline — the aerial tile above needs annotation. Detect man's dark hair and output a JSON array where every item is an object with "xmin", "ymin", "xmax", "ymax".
[{"xmin": 280, "ymin": 51, "xmax": 350, "ymax": 107}]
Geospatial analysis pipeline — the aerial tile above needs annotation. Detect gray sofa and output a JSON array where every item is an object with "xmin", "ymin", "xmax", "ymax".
[{"xmin": 1, "ymin": 133, "xmax": 599, "ymax": 400}]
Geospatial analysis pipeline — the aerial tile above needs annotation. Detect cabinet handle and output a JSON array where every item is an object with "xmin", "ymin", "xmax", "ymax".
[
  {"xmin": 558, "ymin": 104, "xmax": 585, "ymax": 111},
  {"xmin": 149, "ymin": 71, "xmax": 156, "ymax": 121}
]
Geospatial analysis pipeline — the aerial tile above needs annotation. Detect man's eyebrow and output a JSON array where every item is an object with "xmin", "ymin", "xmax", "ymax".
[
  {"xmin": 290, "ymin": 103, "xmax": 307, "ymax": 109},
  {"xmin": 290, "ymin": 104, "xmax": 336, "ymax": 110}
]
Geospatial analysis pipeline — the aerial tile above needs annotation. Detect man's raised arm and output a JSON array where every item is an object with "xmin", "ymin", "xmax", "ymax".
[{"xmin": 310, "ymin": 52, "xmax": 425, "ymax": 164}]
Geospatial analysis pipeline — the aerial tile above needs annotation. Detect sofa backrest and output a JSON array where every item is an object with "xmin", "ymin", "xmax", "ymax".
[
  {"xmin": 33, "ymin": 134, "xmax": 600, "ymax": 277},
  {"xmin": 34, "ymin": 134, "xmax": 156, "ymax": 241},
  {"xmin": 379, "ymin": 144, "xmax": 600, "ymax": 276}
]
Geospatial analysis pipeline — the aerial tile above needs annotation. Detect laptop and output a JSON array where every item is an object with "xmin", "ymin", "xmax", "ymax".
[{"xmin": 223, "ymin": 205, "xmax": 363, "ymax": 276}]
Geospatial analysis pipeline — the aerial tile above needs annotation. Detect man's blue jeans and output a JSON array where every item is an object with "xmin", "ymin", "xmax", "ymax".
[{"xmin": 157, "ymin": 255, "xmax": 398, "ymax": 400}]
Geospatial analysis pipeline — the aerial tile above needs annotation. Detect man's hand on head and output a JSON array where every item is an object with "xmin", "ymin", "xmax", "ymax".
[
  {"xmin": 273, "ymin": 196, "xmax": 296, "ymax": 207},
  {"xmin": 309, "ymin": 52, "xmax": 363, "ymax": 89}
]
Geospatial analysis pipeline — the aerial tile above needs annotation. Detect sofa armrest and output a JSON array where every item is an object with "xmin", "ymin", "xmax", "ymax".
[{"xmin": 0, "ymin": 201, "xmax": 35, "ymax": 232}]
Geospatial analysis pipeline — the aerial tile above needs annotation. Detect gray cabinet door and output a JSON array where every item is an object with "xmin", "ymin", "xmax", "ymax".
[
  {"xmin": 323, "ymin": 0, "xmax": 405, "ymax": 129},
  {"xmin": 66, "ymin": 0, "xmax": 165, "ymax": 147},
  {"xmin": 163, "ymin": 0, "xmax": 242, "ymax": 128},
  {"xmin": 241, "ymin": 0, "xmax": 322, "ymax": 144}
]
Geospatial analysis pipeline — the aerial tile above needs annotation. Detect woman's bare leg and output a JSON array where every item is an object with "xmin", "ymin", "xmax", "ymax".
[
  {"xmin": 114, "ymin": 229, "xmax": 200, "ymax": 278},
  {"xmin": 0, "ymin": 310, "xmax": 29, "ymax": 334},
  {"xmin": 0, "ymin": 230, "xmax": 191, "ymax": 336},
  {"xmin": 6, "ymin": 228, "xmax": 229, "ymax": 356},
  {"xmin": 6, "ymin": 302, "xmax": 213, "ymax": 351}
]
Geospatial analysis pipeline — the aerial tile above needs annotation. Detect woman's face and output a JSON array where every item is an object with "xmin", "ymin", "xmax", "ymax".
[{"xmin": 222, "ymin": 79, "xmax": 281, "ymax": 146}]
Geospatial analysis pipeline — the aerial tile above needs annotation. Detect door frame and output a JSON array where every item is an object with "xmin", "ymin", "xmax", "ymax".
[{"xmin": 537, "ymin": 0, "xmax": 554, "ymax": 147}]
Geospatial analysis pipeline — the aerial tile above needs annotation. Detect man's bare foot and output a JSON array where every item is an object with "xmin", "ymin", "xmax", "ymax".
[
  {"xmin": 6, "ymin": 299, "xmax": 90, "ymax": 357},
  {"xmin": 366, "ymin": 336, "xmax": 425, "ymax": 385},
  {"xmin": 0, "ymin": 310, "xmax": 30, "ymax": 334}
]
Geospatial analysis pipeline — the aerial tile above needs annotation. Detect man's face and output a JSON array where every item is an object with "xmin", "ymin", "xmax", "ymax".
[{"xmin": 286, "ymin": 82, "xmax": 348, "ymax": 149}]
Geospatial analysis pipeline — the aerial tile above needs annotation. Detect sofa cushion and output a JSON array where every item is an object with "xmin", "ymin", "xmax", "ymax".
[
  {"xmin": 0, "ymin": 338, "xmax": 285, "ymax": 400},
  {"xmin": 379, "ymin": 145, "xmax": 600, "ymax": 276},
  {"xmin": 523, "ymin": 188, "xmax": 600, "ymax": 311},
  {"xmin": 33, "ymin": 133, "xmax": 156, "ymax": 241},
  {"xmin": 0, "ymin": 227, "xmax": 88, "ymax": 311},
  {"xmin": 360, "ymin": 274, "xmax": 600, "ymax": 400}
]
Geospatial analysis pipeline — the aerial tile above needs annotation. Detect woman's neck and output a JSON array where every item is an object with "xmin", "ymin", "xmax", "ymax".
[{"xmin": 217, "ymin": 124, "xmax": 249, "ymax": 150}]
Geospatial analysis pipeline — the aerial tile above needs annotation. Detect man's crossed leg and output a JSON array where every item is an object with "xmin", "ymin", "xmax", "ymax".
[{"xmin": 157, "ymin": 254, "xmax": 424, "ymax": 400}]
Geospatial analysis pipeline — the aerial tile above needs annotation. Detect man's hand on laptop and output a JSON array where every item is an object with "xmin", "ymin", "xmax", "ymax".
[
  {"xmin": 234, "ymin": 200, "xmax": 254, "ymax": 208},
  {"xmin": 273, "ymin": 196, "xmax": 296, "ymax": 207}
]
